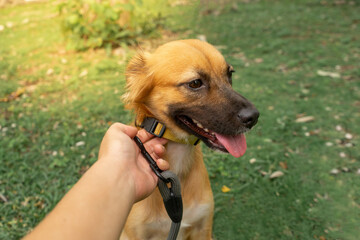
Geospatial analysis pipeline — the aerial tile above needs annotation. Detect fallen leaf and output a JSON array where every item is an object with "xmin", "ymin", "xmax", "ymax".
[
  {"xmin": 317, "ymin": 70, "xmax": 340, "ymax": 78},
  {"xmin": 279, "ymin": 161, "xmax": 288, "ymax": 170},
  {"xmin": 75, "ymin": 141, "xmax": 85, "ymax": 147},
  {"xmin": 0, "ymin": 193, "xmax": 8, "ymax": 203},
  {"xmin": 6, "ymin": 22, "xmax": 13, "ymax": 28},
  {"xmin": 21, "ymin": 197, "xmax": 31, "ymax": 207},
  {"xmin": 46, "ymin": 68, "xmax": 54, "ymax": 75},
  {"xmin": 295, "ymin": 116, "xmax": 315, "ymax": 123},
  {"xmin": 335, "ymin": 125, "xmax": 343, "ymax": 131},
  {"xmin": 345, "ymin": 133, "xmax": 353, "ymax": 139},
  {"xmin": 339, "ymin": 152, "xmax": 346, "ymax": 158},
  {"xmin": 254, "ymin": 58, "xmax": 263, "ymax": 63},
  {"xmin": 249, "ymin": 158, "xmax": 256, "ymax": 164},
  {"xmin": 270, "ymin": 171, "xmax": 284, "ymax": 179},
  {"xmin": 197, "ymin": 34, "xmax": 207, "ymax": 42},
  {"xmin": 330, "ymin": 168, "xmax": 340, "ymax": 175},
  {"xmin": 34, "ymin": 200, "xmax": 45, "ymax": 209},
  {"xmin": 0, "ymin": 88, "xmax": 25, "ymax": 102},
  {"xmin": 325, "ymin": 142, "xmax": 333, "ymax": 147},
  {"xmin": 79, "ymin": 69, "xmax": 88, "ymax": 78},
  {"xmin": 221, "ymin": 185, "xmax": 231, "ymax": 193}
]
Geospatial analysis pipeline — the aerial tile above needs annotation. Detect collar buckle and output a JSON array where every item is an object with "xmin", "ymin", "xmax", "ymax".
[{"xmin": 141, "ymin": 117, "xmax": 166, "ymax": 138}]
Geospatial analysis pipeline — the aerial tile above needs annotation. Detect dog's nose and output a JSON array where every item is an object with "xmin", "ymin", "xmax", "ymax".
[{"xmin": 238, "ymin": 107, "xmax": 259, "ymax": 129}]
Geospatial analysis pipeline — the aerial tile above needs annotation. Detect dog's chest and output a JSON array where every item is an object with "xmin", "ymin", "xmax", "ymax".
[{"xmin": 165, "ymin": 141, "xmax": 195, "ymax": 176}]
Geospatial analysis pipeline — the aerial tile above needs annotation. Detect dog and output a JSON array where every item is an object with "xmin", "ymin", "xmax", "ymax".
[{"xmin": 121, "ymin": 39, "xmax": 259, "ymax": 239}]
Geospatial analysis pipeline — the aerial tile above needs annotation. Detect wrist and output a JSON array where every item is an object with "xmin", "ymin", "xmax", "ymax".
[{"xmin": 94, "ymin": 158, "xmax": 137, "ymax": 204}]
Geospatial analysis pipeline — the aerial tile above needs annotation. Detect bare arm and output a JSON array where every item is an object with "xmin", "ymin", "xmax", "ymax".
[{"xmin": 24, "ymin": 123, "xmax": 168, "ymax": 240}]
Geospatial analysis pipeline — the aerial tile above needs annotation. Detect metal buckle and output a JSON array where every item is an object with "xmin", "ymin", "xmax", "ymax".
[{"xmin": 141, "ymin": 117, "xmax": 166, "ymax": 138}]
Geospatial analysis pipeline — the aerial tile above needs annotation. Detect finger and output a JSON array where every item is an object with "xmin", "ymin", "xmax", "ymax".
[
  {"xmin": 153, "ymin": 144, "xmax": 166, "ymax": 158},
  {"xmin": 136, "ymin": 129, "xmax": 155, "ymax": 143},
  {"xmin": 146, "ymin": 146, "xmax": 160, "ymax": 161},
  {"xmin": 110, "ymin": 122, "xmax": 138, "ymax": 138},
  {"xmin": 143, "ymin": 137, "xmax": 168, "ymax": 148},
  {"xmin": 155, "ymin": 158, "xmax": 170, "ymax": 171},
  {"xmin": 142, "ymin": 139, "xmax": 167, "ymax": 160}
]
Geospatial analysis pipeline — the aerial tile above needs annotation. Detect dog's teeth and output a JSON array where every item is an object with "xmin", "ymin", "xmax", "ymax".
[
  {"xmin": 197, "ymin": 123, "xmax": 203, "ymax": 129},
  {"xmin": 204, "ymin": 128, "xmax": 209, "ymax": 132},
  {"xmin": 193, "ymin": 119, "xmax": 199, "ymax": 124}
]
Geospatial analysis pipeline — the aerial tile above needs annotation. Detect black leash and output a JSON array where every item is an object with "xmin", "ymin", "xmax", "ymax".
[{"xmin": 134, "ymin": 136, "xmax": 183, "ymax": 240}]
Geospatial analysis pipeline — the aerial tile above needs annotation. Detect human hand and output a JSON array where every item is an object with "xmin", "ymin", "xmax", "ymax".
[{"xmin": 98, "ymin": 123, "xmax": 169, "ymax": 202}]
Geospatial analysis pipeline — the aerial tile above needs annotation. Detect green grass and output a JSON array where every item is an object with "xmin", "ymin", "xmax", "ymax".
[{"xmin": 1, "ymin": 0, "xmax": 359, "ymax": 239}]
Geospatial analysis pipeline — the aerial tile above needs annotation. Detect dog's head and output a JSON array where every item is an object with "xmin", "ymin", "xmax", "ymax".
[{"xmin": 123, "ymin": 39, "xmax": 259, "ymax": 157}]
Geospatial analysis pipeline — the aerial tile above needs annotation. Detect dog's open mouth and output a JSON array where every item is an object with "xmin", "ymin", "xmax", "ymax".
[{"xmin": 176, "ymin": 115, "xmax": 247, "ymax": 158}]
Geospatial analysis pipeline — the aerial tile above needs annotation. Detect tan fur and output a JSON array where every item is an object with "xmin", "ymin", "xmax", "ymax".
[{"xmin": 121, "ymin": 39, "xmax": 233, "ymax": 239}]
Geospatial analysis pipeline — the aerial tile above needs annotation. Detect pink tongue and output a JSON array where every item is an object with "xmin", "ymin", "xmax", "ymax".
[{"xmin": 214, "ymin": 133, "xmax": 247, "ymax": 158}]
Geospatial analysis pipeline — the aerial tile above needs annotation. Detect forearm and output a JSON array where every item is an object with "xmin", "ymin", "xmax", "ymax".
[{"xmin": 24, "ymin": 160, "xmax": 135, "ymax": 240}]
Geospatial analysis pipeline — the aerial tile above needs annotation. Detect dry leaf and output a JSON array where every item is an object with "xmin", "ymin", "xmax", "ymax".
[
  {"xmin": 279, "ymin": 162, "xmax": 288, "ymax": 170},
  {"xmin": 249, "ymin": 158, "xmax": 256, "ymax": 164},
  {"xmin": 345, "ymin": 133, "xmax": 353, "ymax": 139},
  {"xmin": 0, "ymin": 193, "xmax": 8, "ymax": 203},
  {"xmin": 221, "ymin": 185, "xmax": 231, "ymax": 193},
  {"xmin": 79, "ymin": 69, "xmax": 88, "ymax": 78},
  {"xmin": 21, "ymin": 197, "xmax": 31, "ymax": 207},
  {"xmin": 75, "ymin": 141, "xmax": 85, "ymax": 147},
  {"xmin": 46, "ymin": 68, "xmax": 54, "ymax": 75},
  {"xmin": 330, "ymin": 168, "xmax": 340, "ymax": 175},
  {"xmin": 0, "ymin": 88, "xmax": 25, "ymax": 102},
  {"xmin": 317, "ymin": 70, "xmax": 340, "ymax": 78},
  {"xmin": 6, "ymin": 22, "xmax": 13, "ymax": 28},
  {"xmin": 270, "ymin": 171, "xmax": 284, "ymax": 179},
  {"xmin": 197, "ymin": 34, "xmax": 207, "ymax": 42},
  {"xmin": 295, "ymin": 116, "xmax": 315, "ymax": 123},
  {"xmin": 34, "ymin": 200, "xmax": 45, "ymax": 209}
]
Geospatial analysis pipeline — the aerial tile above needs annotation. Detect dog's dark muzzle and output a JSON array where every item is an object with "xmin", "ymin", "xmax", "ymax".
[{"xmin": 238, "ymin": 107, "xmax": 259, "ymax": 129}]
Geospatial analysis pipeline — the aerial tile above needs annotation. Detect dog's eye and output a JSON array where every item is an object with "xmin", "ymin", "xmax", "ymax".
[{"xmin": 188, "ymin": 79, "xmax": 203, "ymax": 89}]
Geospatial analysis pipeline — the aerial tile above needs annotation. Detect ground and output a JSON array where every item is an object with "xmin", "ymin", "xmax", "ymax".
[{"xmin": 0, "ymin": 0, "xmax": 359, "ymax": 239}]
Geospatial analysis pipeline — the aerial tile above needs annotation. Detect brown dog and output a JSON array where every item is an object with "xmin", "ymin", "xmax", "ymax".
[{"xmin": 121, "ymin": 39, "xmax": 259, "ymax": 239}]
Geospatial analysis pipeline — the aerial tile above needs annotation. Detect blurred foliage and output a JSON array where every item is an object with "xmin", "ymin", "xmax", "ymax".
[{"xmin": 58, "ymin": 0, "xmax": 169, "ymax": 50}]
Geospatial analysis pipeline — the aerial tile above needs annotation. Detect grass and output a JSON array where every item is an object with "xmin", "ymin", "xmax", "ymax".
[{"xmin": 0, "ymin": 0, "xmax": 359, "ymax": 239}]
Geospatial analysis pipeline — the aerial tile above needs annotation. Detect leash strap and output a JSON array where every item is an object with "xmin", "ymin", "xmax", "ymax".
[
  {"xmin": 158, "ymin": 171, "xmax": 183, "ymax": 240},
  {"xmin": 133, "ymin": 136, "xmax": 182, "ymax": 240}
]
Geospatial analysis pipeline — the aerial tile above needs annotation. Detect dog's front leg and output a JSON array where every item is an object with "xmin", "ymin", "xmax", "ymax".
[{"xmin": 188, "ymin": 203, "xmax": 214, "ymax": 240}]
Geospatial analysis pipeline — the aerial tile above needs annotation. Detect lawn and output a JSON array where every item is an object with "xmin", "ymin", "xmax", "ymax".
[{"xmin": 1, "ymin": 0, "xmax": 359, "ymax": 239}]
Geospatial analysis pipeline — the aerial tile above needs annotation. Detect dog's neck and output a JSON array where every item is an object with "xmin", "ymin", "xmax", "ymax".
[
  {"xmin": 165, "ymin": 141, "xmax": 197, "ymax": 179},
  {"xmin": 135, "ymin": 115, "xmax": 199, "ymax": 178}
]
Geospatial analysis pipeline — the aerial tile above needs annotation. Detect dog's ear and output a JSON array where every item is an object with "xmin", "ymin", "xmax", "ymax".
[{"xmin": 122, "ymin": 52, "xmax": 153, "ymax": 116}]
